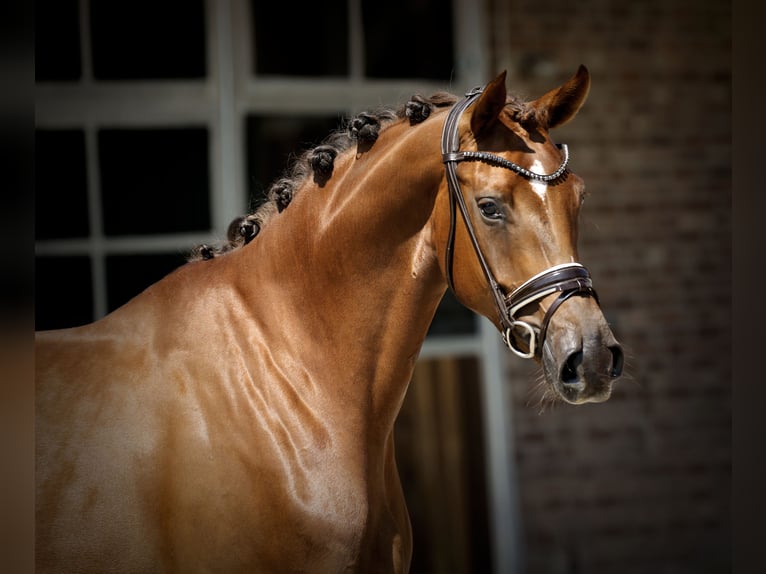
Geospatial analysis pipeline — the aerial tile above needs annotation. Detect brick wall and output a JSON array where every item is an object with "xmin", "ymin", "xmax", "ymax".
[{"xmin": 489, "ymin": 1, "xmax": 731, "ymax": 572}]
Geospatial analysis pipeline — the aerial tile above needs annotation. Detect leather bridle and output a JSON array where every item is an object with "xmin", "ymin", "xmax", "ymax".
[{"xmin": 441, "ymin": 86, "xmax": 600, "ymax": 359}]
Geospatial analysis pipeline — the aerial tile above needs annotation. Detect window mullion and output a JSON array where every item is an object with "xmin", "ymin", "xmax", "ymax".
[
  {"xmin": 212, "ymin": 0, "xmax": 245, "ymax": 235},
  {"xmin": 348, "ymin": 0, "xmax": 364, "ymax": 81},
  {"xmin": 79, "ymin": 0, "xmax": 93, "ymax": 83},
  {"xmin": 84, "ymin": 124, "xmax": 108, "ymax": 319}
]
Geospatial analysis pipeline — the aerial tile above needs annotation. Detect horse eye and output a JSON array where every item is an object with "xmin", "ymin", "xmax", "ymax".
[{"xmin": 477, "ymin": 198, "xmax": 503, "ymax": 220}]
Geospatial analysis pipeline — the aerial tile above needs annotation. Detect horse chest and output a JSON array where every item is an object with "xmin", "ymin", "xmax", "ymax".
[{"xmin": 145, "ymin": 398, "xmax": 403, "ymax": 571}]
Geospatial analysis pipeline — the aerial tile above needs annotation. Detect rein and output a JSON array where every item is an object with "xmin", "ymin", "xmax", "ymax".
[{"xmin": 440, "ymin": 86, "xmax": 600, "ymax": 359}]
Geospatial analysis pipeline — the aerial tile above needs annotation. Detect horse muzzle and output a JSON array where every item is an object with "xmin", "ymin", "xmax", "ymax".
[{"xmin": 540, "ymin": 309, "xmax": 624, "ymax": 404}]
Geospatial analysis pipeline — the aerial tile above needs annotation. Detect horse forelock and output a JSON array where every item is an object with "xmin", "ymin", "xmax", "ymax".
[{"xmin": 189, "ymin": 89, "xmax": 531, "ymax": 262}]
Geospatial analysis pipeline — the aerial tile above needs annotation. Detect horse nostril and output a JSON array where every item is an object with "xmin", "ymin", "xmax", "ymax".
[
  {"xmin": 561, "ymin": 350, "xmax": 583, "ymax": 385},
  {"xmin": 609, "ymin": 345, "xmax": 624, "ymax": 378}
]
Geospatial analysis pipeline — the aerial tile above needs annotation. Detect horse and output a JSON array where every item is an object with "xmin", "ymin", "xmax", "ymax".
[{"xmin": 35, "ymin": 65, "xmax": 623, "ymax": 573}]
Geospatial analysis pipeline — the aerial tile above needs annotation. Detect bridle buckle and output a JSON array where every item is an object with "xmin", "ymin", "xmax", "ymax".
[{"xmin": 503, "ymin": 321, "xmax": 537, "ymax": 359}]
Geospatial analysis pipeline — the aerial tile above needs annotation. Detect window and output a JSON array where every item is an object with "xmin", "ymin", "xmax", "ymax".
[{"xmin": 35, "ymin": 0, "xmax": 213, "ymax": 329}]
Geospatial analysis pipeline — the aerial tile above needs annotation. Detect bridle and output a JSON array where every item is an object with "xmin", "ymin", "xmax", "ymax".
[{"xmin": 441, "ymin": 86, "xmax": 600, "ymax": 359}]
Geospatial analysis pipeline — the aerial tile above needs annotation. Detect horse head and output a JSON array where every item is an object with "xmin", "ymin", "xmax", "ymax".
[{"xmin": 433, "ymin": 66, "xmax": 623, "ymax": 404}]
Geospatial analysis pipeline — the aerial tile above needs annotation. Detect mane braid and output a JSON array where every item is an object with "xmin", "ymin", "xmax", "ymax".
[{"xmin": 188, "ymin": 90, "xmax": 531, "ymax": 261}]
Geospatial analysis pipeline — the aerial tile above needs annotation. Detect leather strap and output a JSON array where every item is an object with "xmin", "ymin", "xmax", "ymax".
[{"xmin": 506, "ymin": 263, "xmax": 600, "ymax": 351}]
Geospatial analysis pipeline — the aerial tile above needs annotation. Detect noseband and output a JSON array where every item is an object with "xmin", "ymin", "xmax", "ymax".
[{"xmin": 441, "ymin": 86, "xmax": 600, "ymax": 359}]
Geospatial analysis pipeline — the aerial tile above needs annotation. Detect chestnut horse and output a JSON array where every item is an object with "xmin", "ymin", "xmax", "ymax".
[{"xmin": 36, "ymin": 66, "xmax": 622, "ymax": 573}]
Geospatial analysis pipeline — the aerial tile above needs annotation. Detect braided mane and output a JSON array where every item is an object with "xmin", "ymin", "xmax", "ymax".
[{"xmin": 190, "ymin": 90, "xmax": 531, "ymax": 261}]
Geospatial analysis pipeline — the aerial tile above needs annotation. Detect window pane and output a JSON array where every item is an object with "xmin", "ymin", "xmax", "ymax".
[
  {"xmin": 90, "ymin": 0, "xmax": 206, "ymax": 80},
  {"xmin": 245, "ymin": 114, "xmax": 340, "ymax": 205},
  {"xmin": 98, "ymin": 128, "xmax": 210, "ymax": 236},
  {"xmin": 36, "ymin": 0, "xmax": 82, "ymax": 81},
  {"xmin": 428, "ymin": 290, "xmax": 477, "ymax": 336},
  {"xmin": 106, "ymin": 253, "xmax": 188, "ymax": 312},
  {"xmin": 35, "ymin": 256, "xmax": 93, "ymax": 330},
  {"xmin": 251, "ymin": 0, "xmax": 348, "ymax": 76},
  {"xmin": 362, "ymin": 0, "xmax": 454, "ymax": 80},
  {"xmin": 36, "ymin": 129, "xmax": 90, "ymax": 240}
]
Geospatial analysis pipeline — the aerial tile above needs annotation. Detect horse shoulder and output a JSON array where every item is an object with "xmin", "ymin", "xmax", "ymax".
[
  {"xmin": 35, "ymin": 258, "xmax": 384, "ymax": 570},
  {"xmin": 35, "ymin": 265, "xmax": 223, "ymax": 570}
]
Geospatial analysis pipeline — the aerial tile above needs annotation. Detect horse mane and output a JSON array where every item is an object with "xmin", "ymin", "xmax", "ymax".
[{"xmin": 189, "ymin": 90, "xmax": 531, "ymax": 261}]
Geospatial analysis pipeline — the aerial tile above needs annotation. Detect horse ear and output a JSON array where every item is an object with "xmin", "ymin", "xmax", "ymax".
[
  {"xmin": 470, "ymin": 71, "xmax": 508, "ymax": 138},
  {"xmin": 528, "ymin": 64, "xmax": 591, "ymax": 129}
]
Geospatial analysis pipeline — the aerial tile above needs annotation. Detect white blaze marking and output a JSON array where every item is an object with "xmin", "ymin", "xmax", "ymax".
[{"xmin": 529, "ymin": 160, "xmax": 548, "ymax": 201}]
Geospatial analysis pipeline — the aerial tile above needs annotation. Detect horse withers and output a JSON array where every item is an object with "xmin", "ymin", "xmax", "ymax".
[{"xmin": 36, "ymin": 66, "xmax": 622, "ymax": 572}]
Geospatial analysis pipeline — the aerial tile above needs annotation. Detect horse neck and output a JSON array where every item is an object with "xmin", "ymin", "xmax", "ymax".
[{"xmin": 233, "ymin": 117, "xmax": 449, "ymax": 428}]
